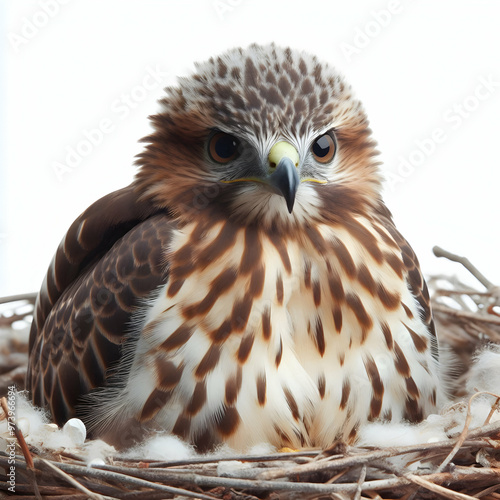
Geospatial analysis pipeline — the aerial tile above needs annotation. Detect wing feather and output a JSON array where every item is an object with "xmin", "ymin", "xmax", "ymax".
[
  {"xmin": 27, "ymin": 185, "xmax": 173, "ymax": 425},
  {"xmin": 376, "ymin": 208, "xmax": 438, "ymax": 360}
]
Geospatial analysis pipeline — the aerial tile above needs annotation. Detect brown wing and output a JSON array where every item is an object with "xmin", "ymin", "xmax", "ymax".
[
  {"xmin": 376, "ymin": 206, "xmax": 439, "ymax": 361},
  {"xmin": 27, "ymin": 185, "xmax": 174, "ymax": 425}
]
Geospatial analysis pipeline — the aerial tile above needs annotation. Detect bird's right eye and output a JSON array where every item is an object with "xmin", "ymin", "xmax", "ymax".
[
  {"xmin": 311, "ymin": 131, "xmax": 336, "ymax": 164},
  {"xmin": 208, "ymin": 132, "xmax": 240, "ymax": 163}
]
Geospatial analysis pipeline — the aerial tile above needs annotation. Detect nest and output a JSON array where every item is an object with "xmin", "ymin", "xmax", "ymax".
[{"xmin": 1, "ymin": 247, "xmax": 500, "ymax": 500}]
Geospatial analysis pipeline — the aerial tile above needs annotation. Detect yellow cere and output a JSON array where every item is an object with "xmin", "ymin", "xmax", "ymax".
[{"xmin": 268, "ymin": 141, "xmax": 300, "ymax": 169}]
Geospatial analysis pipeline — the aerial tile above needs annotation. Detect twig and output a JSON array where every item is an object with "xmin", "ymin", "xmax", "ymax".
[
  {"xmin": 484, "ymin": 397, "xmax": 500, "ymax": 425},
  {"xmin": 36, "ymin": 459, "xmax": 220, "ymax": 500},
  {"xmin": 437, "ymin": 391, "xmax": 500, "ymax": 473},
  {"xmin": 137, "ymin": 449, "xmax": 319, "ymax": 468},
  {"xmin": 259, "ymin": 418, "xmax": 500, "ymax": 482},
  {"xmin": 360, "ymin": 467, "xmax": 500, "ymax": 492},
  {"xmin": 432, "ymin": 304, "xmax": 500, "ymax": 326},
  {"xmin": 433, "ymin": 246, "xmax": 495, "ymax": 290},
  {"xmin": 258, "ymin": 441, "xmax": 448, "ymax": 480},
  {"xmin": 40, "ymin": 459, "xmax": 107, "ymax": 500},
  {"xmin": 405, "ymin": 473, "xmax": 477, "ymax": 500},
  {"xmin": 0, "ymin": 292, "xmax": 37, "ymax": 305},
  {"xmin": 354, "ymin": 464, "xmax": 367, "ymax": 500},
  {"xmin": 1, "ymin": 443, "xmax": 500, "ymax": 498},
  {"xmin": 475, "ymin": 482, "xmax": 500, "ymax": 498}
]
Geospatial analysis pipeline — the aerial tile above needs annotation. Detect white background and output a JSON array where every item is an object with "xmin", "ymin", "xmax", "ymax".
[{"xmin": 2, "ymin": 0, "xmax": 500, "ymax": 298}]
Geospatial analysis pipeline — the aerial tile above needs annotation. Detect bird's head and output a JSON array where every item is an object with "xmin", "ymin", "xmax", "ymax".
[{"xmin": 135, "ymin": 44, "xmax": 383, "ymax": 230}]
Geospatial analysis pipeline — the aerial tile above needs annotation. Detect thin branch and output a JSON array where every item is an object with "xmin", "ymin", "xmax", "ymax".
[
  {"xmin": 484, "ymin": 397, "xmax": 500, "ymax": 425},
  {"xmin": 405, "ymin": 473, "xmax": 477, "ymax": 500},
  {"xmin": 40, "ymin": 459, "xmax": 107, "ymax": 500},
  {"xmin": 0, "ymin": 292, "xmax": 37, "ymax": 305},
  {"xmin": 432, "ymin": 304, "xmax": 500, "ymax": 326},
  {"xmin": 37, "ymin": 459, "xmax": 221, "ymax": 500},
  {"xmin": 135, "ymin": 449, "xmax": 319, "ymax": 468},
  {"xmin": 354, "ymin": 464, "xmax": 367, "ymax": 500},
  {"xmin": 259, "ymin": 418, "xmax": 500, "ymax": 482},
  {"xmin": 437, "ymin": 391, "xmax": 500, "ymax": 473},
  {"xmin": 433, "ymin": 246, "xmax": 495, "ymax": 290}
]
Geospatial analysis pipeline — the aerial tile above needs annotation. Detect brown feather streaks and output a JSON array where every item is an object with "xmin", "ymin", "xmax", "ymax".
[
  {"xmin": 160, "ymin": 325, "xmax": 194, "ymax": 352},
  {"xmin": 257, "ymin": 372, "xmax": 267, "ymax": 406},
  {"xmin": 314, "ymin": 316, "xmax": 326, "ymax": 356},
  {"xmin": 276, "ymin": 274, "xmax": 284, "ymax": 305},
  {"xmin": 340, "ymin": 379, "xmax": 350, "ymax": 409},
  {"xmin": 346, "ymin": 293, "xmax": 373, "ymax": 338},
  {"xmin": 332, "ymin": 306, "xmax": 343, "ymax": 333},
  {"xmin": 380, "ymin": 322, "xmax": 393, "ymax": 350},
  {"xmin": 240, "ymin": 226, "xmax": 262, "ymax": 274},
  {"xmin": 364, "ymin": 355, "xmax": 384, "ymax": 420},
  {"xmin": 393, "ymin": 342, "xmax": 411, "ymax": 377},
  {"xmin": 331, "ymin": 238, "xmax": 356, "ymax": 278},
  {"xmin": 195, "ymin": 345, "xmax": 221, "ymax": 378},
  {"xmin": 217, "ymin": 406, "xmax": 241, "ymax": 437},
  {"xmin": 225, "ymin": 366, "xmax": 243, "ymax": 405},
  {"xmin": 327, "ymin": 268, "xmax": 345, "ymax": 303},
  {"xmin": 186, "ymin": 381, "xmax": 207, "ymax": 416},
  {"xmin": 403, "ymin": 322, "xmax": 428, "ymax": 353},
  {"xmin": 140, "ymin": 389, "xmax": 172, "ymax": 422},
  {"xmin": 231, "ymin": 297, "xmax": 253, "ymax": 331},
  {"xmin": 248, "ymin": 264, "xmax": 265, "ymax": 298},
  {"xmin": 197, "ymin": 222, "xmax": 237, "ymax": 268},
  {"xmin": 317, "ymin": 373, "xmax": 326, "ymax": 399},
  {"xmin": 357, "ymin": 264, "xmax": 376, "ymax": 295},
  {"xmin": 262, "ymin": 306, "xmax": 272, "ymax": 340},
  {"xmin": 312, "ymin": 281, "xmax": 321, "ymax": 306},
  {"xmin": 237, "ymin": 333, "xmax": 254, "ymax": 364},
  {"xmin": 284, "ymin": 387, "xmax": 300, "ymax": 421},
  {"xmin": 275, "ymin": 336, "xmax": 283, "ymax": 367},
  {"xmin": 183, "ymin": 267, "xmax": 238, "ymax": 319},
  {"xmin": 155, "ymin": 358, "xmax": 183, "ymax": 390},
  {"xmin": 267, "ymin": 233, "xmax": 291, "ymax": 273}
]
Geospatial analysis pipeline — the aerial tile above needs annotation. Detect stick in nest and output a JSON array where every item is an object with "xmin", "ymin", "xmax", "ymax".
[{"xmin": 433, "ymin": 246, "xmax": 497, "ymax": 292}]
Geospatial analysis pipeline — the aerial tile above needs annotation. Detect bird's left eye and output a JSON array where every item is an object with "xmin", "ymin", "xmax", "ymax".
[
  {"xmin": 311, "ymin": 131, "xmax": 336, "ymax": 164},
  {"xmin": 208, "ymin": 132, "xmax": 240, "ymax": 163}
]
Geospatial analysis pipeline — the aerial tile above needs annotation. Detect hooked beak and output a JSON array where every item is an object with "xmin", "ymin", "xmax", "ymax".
[{"xmin": 268, "ymin": 142, "xmax": 300, "ymax": 213}]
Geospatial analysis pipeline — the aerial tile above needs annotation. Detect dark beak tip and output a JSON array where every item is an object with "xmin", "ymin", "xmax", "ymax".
[{"xmin": 269, "ymin": 157, "xmax": 299, "ymax": 215}]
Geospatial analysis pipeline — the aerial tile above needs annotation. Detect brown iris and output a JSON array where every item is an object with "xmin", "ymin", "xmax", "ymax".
[
  {"xmin": 208, "ymin": 132, "xmax": 240, "ymax": 163},
  {"xmin": 311, "ymin": 132, "xmax": 336, "ymax": 164}
]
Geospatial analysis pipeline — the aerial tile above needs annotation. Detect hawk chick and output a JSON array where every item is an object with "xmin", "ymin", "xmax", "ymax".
[{"xmin": 27, "ymin": 44, "xmax": 441, "ymax": 451}]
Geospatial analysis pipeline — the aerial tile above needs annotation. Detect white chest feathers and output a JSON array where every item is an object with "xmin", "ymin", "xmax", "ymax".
[{"xmin": 93, "ymin": 219, "xmax": 441, "ymax": 451}]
